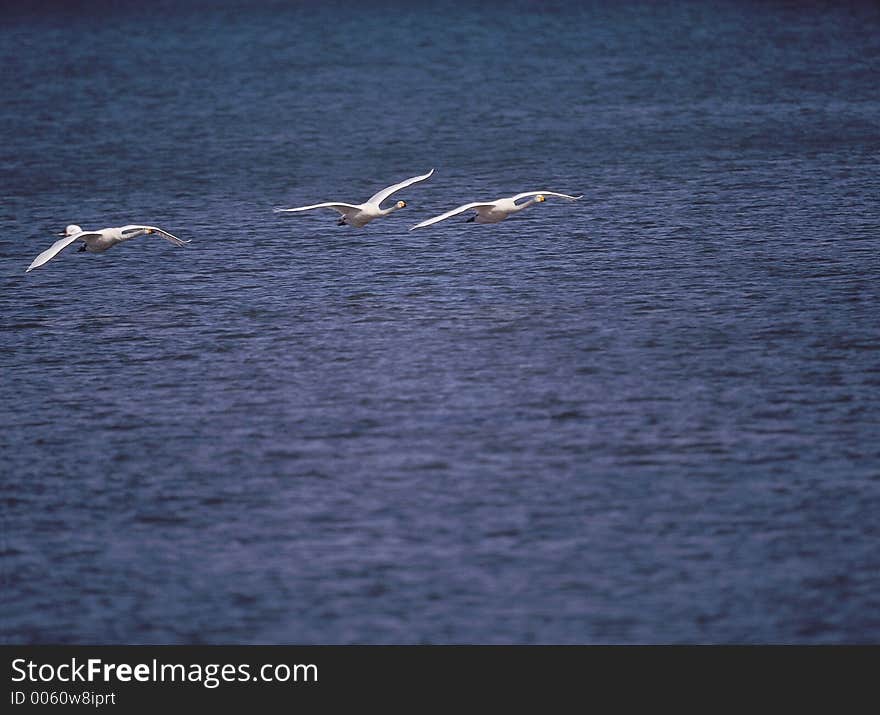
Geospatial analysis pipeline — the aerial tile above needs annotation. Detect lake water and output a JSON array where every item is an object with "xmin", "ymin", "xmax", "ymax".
[{"xmin": 1, "ymin": 0, "xmax": 879, "ymax": 643}]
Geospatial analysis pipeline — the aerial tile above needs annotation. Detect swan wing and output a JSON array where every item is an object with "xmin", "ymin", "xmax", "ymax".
[
  {"xmin": 122, "ymin": 224, "xmax": 190, "ymax": 246},
  {"xmin": 274, "ymin": 202, "xmax": 360, "ymax": 216},
  {"xmin": 409, "ymin": 202, "xmax": 497, "ymax": 230},
  {"xmin": 366, "ymin": 169, "xmax": 435, "ymax": 206},
  {"xmin": 26, "ymin": 231, "xmax": 95, "ymax": 272},
  {"xmin": 511, "ymin": 191, "xmax": 584, "ymax": 202}
]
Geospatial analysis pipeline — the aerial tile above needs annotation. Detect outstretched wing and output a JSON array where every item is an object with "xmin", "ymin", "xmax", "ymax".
[
  {"xmin": 409, "ymin": 202, "xmax": 497, "ymax": 230},
  {"xmin": 123, "ymin": 224, "xmax": 190, "ymax": 246},
  {"xmin": 274, "ymin": 202, "xmax": 361, "ymax": 216},
  {"xmin": 366, "ymin": 169, "xmax": 435, "ymax": 207},
  {"xmin": 26, "ymin": 231, "xmax": 95, "ymax": 272},
  {"xmin": 511, "ymin": 191, "xmax": 583, "ymax": 203}
]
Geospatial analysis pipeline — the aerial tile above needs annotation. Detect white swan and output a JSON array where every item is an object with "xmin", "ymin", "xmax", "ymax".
[
  {"xmin": 410, "ymin": 191, "xmax": 583, "ymax": 230},
  {"xmin": 274, "ymin": 169, "xmax": 435, "ymax": 228},
  {"xmin": 26, "ymin": 224, "xmax": 190, "ymax": 273}
]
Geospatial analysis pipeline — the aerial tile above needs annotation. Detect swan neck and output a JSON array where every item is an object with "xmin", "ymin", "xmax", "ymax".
[{"xmin": 513, "ymin": 198, "xmax": 538, "ymax": 212}]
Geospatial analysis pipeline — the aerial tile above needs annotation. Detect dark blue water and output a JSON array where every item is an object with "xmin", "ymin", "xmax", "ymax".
[{"xmin": 2, "ymin": 0, "xmax": 879, "ymax": 644}]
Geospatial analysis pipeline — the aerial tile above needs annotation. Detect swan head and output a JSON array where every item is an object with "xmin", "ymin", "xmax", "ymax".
[
  {"xmin": 535, "ymin": 195, "xmax": 546, "ymax": 203},
  {"xmin": 396, "ymin": 200, "xmax": 407, "ymax": 209},
  {"xmin": 58, "ymin": 224, "xmax": 82, "ymax": 236}
]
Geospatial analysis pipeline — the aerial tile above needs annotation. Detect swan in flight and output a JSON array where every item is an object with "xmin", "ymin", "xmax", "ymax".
[
  {"xmin": 410, "ymin": 191, "xmax": 583, "ymax": 230},
  {"xmin": 26, "ymin": 224, "xmax": 190, "ymax": 272},
  {"xmin": 274, "ymin": 169, "xmax": 435, "ymax": 227}
]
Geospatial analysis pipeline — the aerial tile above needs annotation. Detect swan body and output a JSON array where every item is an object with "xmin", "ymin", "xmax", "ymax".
[
  {"xmin": 410, "ymin": 191, "xmax": 583, "ymax": 230},
  {"xmin": 26, "ymin": 224, "xmax": 189, "ymax": 272},
  {"xmin": 274, "ymin": 169, "xmax": 435, "ymax": 227}
]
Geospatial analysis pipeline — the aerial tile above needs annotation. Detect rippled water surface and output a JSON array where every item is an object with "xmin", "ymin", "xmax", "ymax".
[{"xmin": 2, "ymin": 1, "xmax": 879, "ymax": 643}]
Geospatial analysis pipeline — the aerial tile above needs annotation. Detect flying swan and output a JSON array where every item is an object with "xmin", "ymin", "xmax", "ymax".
[
  {"xmin": 410, "ymin": 191, "xmax": 583, "ymax": 230},
  {"xmin": 26, "ymin": 224, "xmax": 190, "ymax": 272},
  {"xmin": 274, "ymin": 169, "xmax": 435, "ymax": 228}
]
